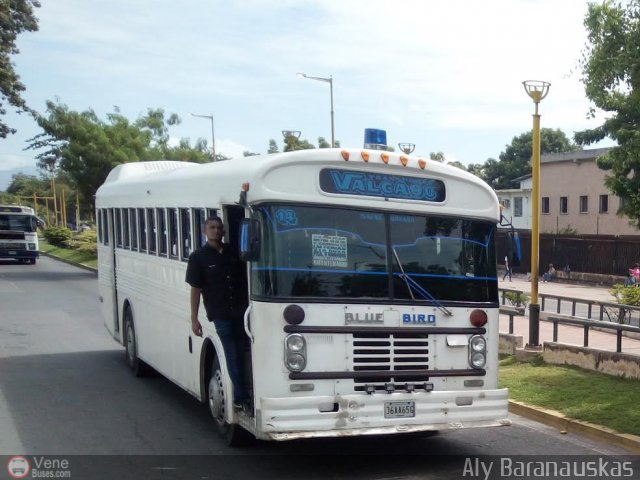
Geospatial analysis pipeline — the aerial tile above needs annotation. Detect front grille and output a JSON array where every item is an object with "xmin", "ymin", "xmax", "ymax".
[
  {"xmin": 352, "ymin": 332, "xmax": 429, "ymax": 392},
  {"xmin": 0, "ymin": 242, "xmax": 26, "ymax": 250},
  {"xmin": 0, "ymin": 232, "xmax": 25, "ymax": 240}
]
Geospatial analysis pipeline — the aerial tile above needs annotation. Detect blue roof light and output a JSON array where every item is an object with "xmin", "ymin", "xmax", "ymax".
[{"xmin": 364, "ymin": 128, "xmax": 388, "ymax": 150}]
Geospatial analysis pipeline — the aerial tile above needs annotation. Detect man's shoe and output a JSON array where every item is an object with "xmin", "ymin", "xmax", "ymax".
[{"xmin": 242, "ymin": 400, "xmax": 254, "ymax": 417}]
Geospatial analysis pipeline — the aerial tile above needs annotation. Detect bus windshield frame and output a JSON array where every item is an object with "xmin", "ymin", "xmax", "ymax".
[
  {"xmin": 251, "ymin": 204, "xmax": 498, "ymax": 305},
  {"xmin": 0, "ymin": 214, "xmax": 37, "ymax": 232}
]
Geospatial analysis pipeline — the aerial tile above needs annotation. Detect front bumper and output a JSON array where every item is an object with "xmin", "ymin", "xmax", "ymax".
[
  {"xmin": 259, "ymin": 388, "xmax": 510, "ymax": 441},
  {"xmin": 0, "ymin": 249, "xmax": 39, "ymax": 260}
]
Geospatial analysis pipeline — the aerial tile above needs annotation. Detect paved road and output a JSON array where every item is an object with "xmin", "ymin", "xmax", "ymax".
[{"xmin": 0, "ymin": 258, "xmax": 636, "ymax": 478}]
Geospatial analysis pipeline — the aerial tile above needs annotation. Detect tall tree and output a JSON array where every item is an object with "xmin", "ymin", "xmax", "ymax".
[
  {"xmin": 0, "ymin": 0, "xmax": 40, "ymax": 138},
  {"xmin": 6, "ymin": 172, "xmax": 48, "ymax": 196},
  {"xmin": 26, "ymin": 101, "xmax": 208, "ymax": 206},
  {"xmin": 267, "ymin": 139, "xmax": 279, "ymax": 153},
  {"xmin": 576, "ymin": 0, "xmax": 640, "ymax": 227},
  {"xmin": 483, "ymin": 128, "xmax": 578, "ymax": 190},
  {"xmin": 429, "ymin": 152, "xmax": 445, "ymax": 162}
]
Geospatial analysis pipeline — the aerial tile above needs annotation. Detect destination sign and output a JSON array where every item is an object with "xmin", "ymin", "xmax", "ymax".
[{"xmin": 319, "ymin": 169, "xmax": 445, "ymax": 202}]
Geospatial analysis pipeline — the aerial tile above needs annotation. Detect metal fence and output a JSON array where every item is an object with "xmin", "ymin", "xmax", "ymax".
[
  {"xmin": 497, "ymin": 230, "xmax": 640, "ymax": 276},
  {"xmin": 499, "ymin": 287, "xmax": 640, "ymax": 353}
]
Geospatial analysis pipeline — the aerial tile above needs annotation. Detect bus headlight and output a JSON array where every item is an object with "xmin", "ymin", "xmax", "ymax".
[
  {"xmin": 470, "ymin": 352, "xmax": 486, "ymax": 368},
  {"xmin": 286, "ymin": 334, "xmax": 305, "ymax": 352},
  {"xmin": 284, "ymin": 334, "xmax": 307, "ymax": 372},
  {"xmin": 469, "ymin": 335, "xmax": 486, "ymax": 352},
  {"xmin": 468, "ymin": 335, "xmax": 486, "ymax": 369},
  {"xmin": 285, "ymin": 353, "xmax": 307, "ymax": 372}
]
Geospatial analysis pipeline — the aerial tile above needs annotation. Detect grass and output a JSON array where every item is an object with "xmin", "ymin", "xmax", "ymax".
[
  {"xmin": 40, "ymin": 240, "xmax": 98, "ymax": 269},
  {"xmin": 500, "ymin": 355, "xmax": 640, "ymax": 436}
]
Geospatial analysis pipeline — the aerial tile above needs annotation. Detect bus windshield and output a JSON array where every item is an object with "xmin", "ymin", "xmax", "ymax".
[
  {"xmin": 0, "ymin": 214, "xmax": 36, "ymax": 232},
  {"xmin": 252, "ymin": 205, "xmax": 497, "ymax": 304}
]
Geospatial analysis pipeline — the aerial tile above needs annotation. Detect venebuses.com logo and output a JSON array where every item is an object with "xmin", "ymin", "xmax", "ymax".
[{"xmin": 7, "ymin": 456, "xmax": 30, "ymax": 479}]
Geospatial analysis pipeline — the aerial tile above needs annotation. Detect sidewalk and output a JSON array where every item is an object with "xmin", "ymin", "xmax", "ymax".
[{"xmin": 498, "ymin": 274, "xmax": 640, "ymax": 356}]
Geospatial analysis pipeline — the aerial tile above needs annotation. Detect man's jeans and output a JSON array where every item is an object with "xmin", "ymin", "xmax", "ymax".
[{"xmin": 212, "ymin": 318, "xmax": 249, "ymax": 403}]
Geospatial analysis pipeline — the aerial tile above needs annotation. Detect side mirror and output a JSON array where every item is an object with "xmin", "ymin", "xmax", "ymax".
[{"xmin": 239, "ymin": 219, "xmax": 261, "ymax": 261}]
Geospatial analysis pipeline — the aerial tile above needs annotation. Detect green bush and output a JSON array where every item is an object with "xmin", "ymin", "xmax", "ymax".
[
  {"xmin": 504, "ymin": 291, "xmax": 529, "ymax": 307},
  {"xmin": 610, "ymin": 283, "xmax": 640, "ymax": 306},
  {"xmin": 43, "ymin": 226, "xmax": 73, "ymax": 247},
  {"xmin": 63, "ymin": 229, "xmax": 97, "ymax": 255}
]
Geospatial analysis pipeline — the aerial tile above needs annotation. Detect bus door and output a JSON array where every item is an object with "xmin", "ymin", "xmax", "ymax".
[
  {"xmin": 223, "ymin": 205, "xmax": 254, "ymax": 402},
  {"xmin": 99, "ymin": 208, "xmax": 120, "ymax": 340}
]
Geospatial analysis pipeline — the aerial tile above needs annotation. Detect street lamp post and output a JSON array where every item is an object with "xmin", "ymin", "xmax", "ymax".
[
  {"xmin": 189, "ymin": 113, "xmax": 216, "ymax": 161},
  {"xmin": 522, "ymin": 80, "xmax": 550, "ymax": 347},
  {"xmin": 297, "ymin": 73, "xmax": 334, "ymax": 147}
]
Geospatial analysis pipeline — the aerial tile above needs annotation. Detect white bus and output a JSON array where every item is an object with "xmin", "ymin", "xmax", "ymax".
[
  {"xmin": 0, "ymin": 205, "xmax": 41, "ymax": 264},
  {"xmin": 96, "ymin": 144, "xmax": 509, "ymax": 445}
]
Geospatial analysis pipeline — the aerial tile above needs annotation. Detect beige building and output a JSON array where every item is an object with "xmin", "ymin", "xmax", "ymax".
[{"xmin": 540, "ymin": 148, "xmax": 639, "ymax": 236}]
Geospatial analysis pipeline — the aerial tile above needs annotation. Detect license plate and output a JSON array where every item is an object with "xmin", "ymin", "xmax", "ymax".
[
  {"xmin": 8, "ymin": 251, "xmax": 16, "ymax": 255},
  {"xmin": 384, "ymin": 401, "xmax": 415, "ymax": 418}
]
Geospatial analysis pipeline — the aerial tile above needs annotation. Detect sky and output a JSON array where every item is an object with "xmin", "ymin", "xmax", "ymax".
[{"xmin": 0, "ymin": 0, "xmax": 615, "ymax": 190}]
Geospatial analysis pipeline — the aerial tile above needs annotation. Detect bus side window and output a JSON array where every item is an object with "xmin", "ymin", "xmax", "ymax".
[
  {"xmin": 157, "ymin": 208, "xmax": 168, "ymax": 256},
  {"xmin": 102, "ymin": 208, "xmax": 113, "ymax": 245},
  {"xmin": 115, "ymin": 209, "xmax": 123, "ymax": 248},
  {"xmin": 138, "ymin": 208, "xmax": 147, "ymax": 252},
  {"xmin": 123, "ymin": 209, "xmax": 130, "ymax": 249},
  {"xmin": 96, "ymin": 209, "xmax": 102, "ymax": 244},
  {"xmin": 168, "ymin": 208, "xmax": 178, "ymax": 259},
  {"xmin": 147, "ymin": 208, "xmax": 157, "ymax": 254},
  {"xmin": 193, "ymin": 208, "xmax": 206, "ymax": 247},
  {"xmin": 180, "ymin": 208, "xmax": 191, "ymax": 261},
  {"xmin": 130, "ymin": 208, "xmax": 138, "ymax": 251}
]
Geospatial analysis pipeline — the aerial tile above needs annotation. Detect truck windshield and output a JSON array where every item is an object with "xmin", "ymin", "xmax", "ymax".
[
  {"xmin": 0, "ymin": 214, "xmax": 35, "ymax": 232},
  {"xmin": 252, "ymin": 205, "xmax": 497, "ymax": 304}
]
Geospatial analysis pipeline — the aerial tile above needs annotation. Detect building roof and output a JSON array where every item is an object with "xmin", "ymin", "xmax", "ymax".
[{"xmin": 541, "ymin": 147, "xmax": 612, "ymax": 164}]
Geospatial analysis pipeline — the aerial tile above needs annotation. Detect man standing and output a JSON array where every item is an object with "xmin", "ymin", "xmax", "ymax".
[{"xmin": 185, "ymin": 216, "xmax": 249, "ymax": 409}]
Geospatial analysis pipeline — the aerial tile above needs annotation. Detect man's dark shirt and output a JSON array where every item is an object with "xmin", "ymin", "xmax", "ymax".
[{"xmin": 185, "ymin": 243, "xmax": 245, "ymax": 320}]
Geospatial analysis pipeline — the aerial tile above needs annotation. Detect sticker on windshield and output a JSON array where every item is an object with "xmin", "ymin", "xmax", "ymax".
[{"xmin": 312, "ymin": 234, "xmax": 348, "ymax": 268}]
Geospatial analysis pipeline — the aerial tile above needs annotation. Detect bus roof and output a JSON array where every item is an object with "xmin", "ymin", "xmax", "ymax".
[
  {"xmin": 96, "ymin": 149, "xmax": 499, "ymax": 221},
  {"xmin": 0, "ymin": 205, "xmax": 36, "ymax": 215}
]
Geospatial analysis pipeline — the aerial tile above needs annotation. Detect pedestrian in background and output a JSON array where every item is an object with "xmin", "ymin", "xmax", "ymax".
[{"xmin": 503, "ymin": 255, "xmax": 512, "ymax": 282}]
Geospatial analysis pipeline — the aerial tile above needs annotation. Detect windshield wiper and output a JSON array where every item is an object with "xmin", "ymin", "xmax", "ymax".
[{"xmin": 391, "ymin": 247, "xmax": 453, "ymax": 317}]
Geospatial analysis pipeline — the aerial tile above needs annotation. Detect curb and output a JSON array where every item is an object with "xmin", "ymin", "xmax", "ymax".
[
  {"xmin": 509, "ymin": 400, "xmax": 640, "ymax": 453},
  {"xmin": 40, "ymin": 251, "xmax": 98, "ymax": 275}
]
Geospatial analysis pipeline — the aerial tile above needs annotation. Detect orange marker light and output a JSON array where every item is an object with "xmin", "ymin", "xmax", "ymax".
[
  {"xmin": 361, "ymin": 151, "xmax": 370, "ymax": 162},
  {"xmin": 381, "ymin": 153, "xmax": 390, "ymax": 164},
  {"xmin": 400, "ymin": 156, "xmax": 409, "ymax": 166},
  {"xmin": 341, "ymin": 150, "xmax": 350, "ymax": 161},
  {"xmin": 418, "ymin": 159, "xmax": 426, "ymax": 169}
]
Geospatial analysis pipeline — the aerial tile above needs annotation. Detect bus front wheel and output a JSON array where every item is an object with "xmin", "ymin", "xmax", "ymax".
[{"xmin": 208, "ymin": 358, "xmax": 251, "ymax": 446}]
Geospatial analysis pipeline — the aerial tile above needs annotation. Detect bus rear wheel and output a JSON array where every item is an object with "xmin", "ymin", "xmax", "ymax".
[
  {"xmin": 124, "ymin": 309, "xmax": 150, "ymax": 377},
  {"xmin": 208, "ymin": 358, "xmax": 251, "ymax": 446}
]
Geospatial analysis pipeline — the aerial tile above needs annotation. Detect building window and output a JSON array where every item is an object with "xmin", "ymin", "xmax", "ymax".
[
  {"xmin": 514, "ymin": 197, "xmax": 523, "ymax": 217},
  {"xmin": 560, "ymin": 196, "xmax": 568, "ymax": 214},
  {"xmin": 599, "ymin": 195, "xmax": 609, "ymax": 214},
  {"xmin": 542, "ymin": 197, "xmax": 550, "ymax": 214},
  {"xmin": 501, "ymin": 198, "xmax": 510, "ymax": 209},
  {"xmin": 619, "ymin": 196, "xmax": 628, "ymax": 210},
  {"xmin": 579, "ymin": 195, "xmax": 588, "ymax": 214}
]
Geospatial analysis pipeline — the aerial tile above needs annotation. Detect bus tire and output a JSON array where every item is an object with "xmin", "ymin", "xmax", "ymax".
[
  {"xmin": 124, "ymin": 308, "xmax": 150, "ymax": 377},
  {"xmin": 208, "ymin": 357, "xmax": 251, "ymax": 447},
  {"xmin": 29, "ymin": 258, "xmax": 36, "ymax": 265}
]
